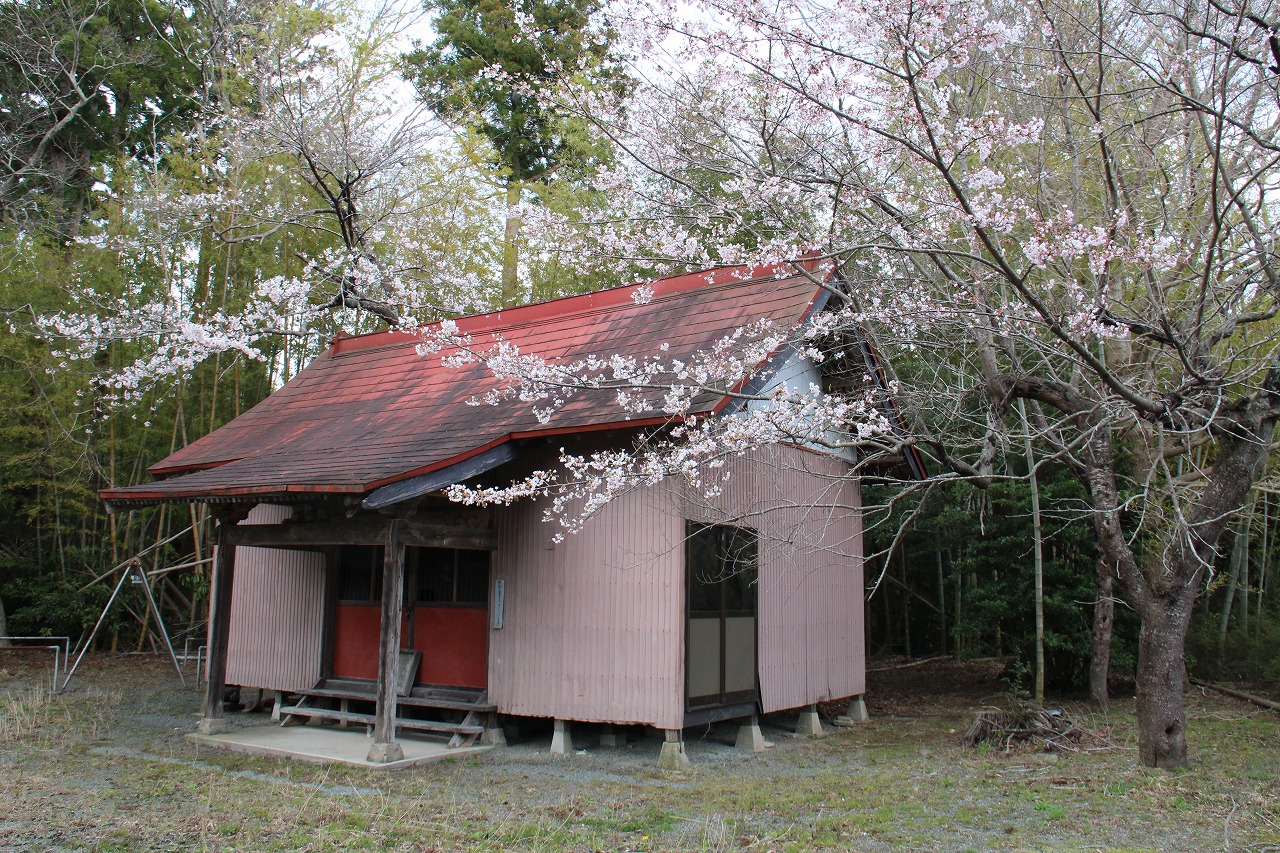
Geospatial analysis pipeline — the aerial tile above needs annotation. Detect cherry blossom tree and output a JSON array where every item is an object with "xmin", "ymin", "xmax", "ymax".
[
  {"xmin": 446, "ymin": 0, "xmax": 1280, "ymax": 768},
  {"xmin": 33, "ymin": 0, "xmax": 505, "ymax": 399},
  {"xmin": 28, "ymin": 0, "xmax": 1280, "ymax": 770}
]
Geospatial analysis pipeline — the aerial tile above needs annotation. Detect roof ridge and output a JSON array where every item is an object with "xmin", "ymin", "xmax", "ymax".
[{"xmin": 331, "ymin": 261, "xmax": 820, "ymax": 356}]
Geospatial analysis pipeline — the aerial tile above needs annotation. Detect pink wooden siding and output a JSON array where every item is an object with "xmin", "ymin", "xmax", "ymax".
[
  {"xmin": 489, "ymin": 444, "xmax": 862, "ymax": 726},
  {"xmin": 225, "ymin": 505, "xmax": 325, "ymax": 691},
  {"xmin": 488, "ymin": 489, "xmax": 686, "ymax": 728},
  {"xmin": 684, "ymin": 445, "xmax": 864, "ymax": 712}
]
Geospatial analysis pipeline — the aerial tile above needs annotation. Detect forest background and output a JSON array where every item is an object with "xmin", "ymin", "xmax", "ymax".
[{"xmin": 1, "ymin": 0, "xmax": 1278, "ymax": 772}]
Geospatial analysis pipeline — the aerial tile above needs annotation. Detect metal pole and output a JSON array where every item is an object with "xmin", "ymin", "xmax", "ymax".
[
  {"xmin": 77, "ymin": 526, "xmax": 194, "ymax": 592},
  {"xmin": 134, "ymin": 565, "xmax": 186, "ymax": 686},
  {"xmin": 60, "ymin": 568, "xmax": 133, "ymax": 691},
  {"xmin": 0, "ymin": 636, "xmax": 71, "ymax": 671}
]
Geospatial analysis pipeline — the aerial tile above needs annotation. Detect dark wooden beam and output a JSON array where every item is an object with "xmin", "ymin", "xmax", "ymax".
[
  {"xmin": 366, "ymin": 519, "xmax": 406, "ymax": 763},
  {"xmin": 361, "ymin": 443, "xmax": 518, "ymax": 509},
  {"xmin": 197, "ymin": 513, "xmax": 245, "ymax": 734},
  {"xmin": 320, "ymin": 547, "xmax": 338, "ymax": 681},
  {"xmin": 403, "ymin": 525, "xmax": 498, "ymax": 550},
  {"xmin": 227, "ymin": 517, "xmax": 496, "ymax": 551}
]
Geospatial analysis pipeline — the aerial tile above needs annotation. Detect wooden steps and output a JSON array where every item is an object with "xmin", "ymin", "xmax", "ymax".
[{"xmin": 277, "ymin": 679, "xmax": 493, "ymax": 747}]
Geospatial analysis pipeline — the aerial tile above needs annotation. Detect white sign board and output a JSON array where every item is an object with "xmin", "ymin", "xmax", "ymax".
[{"xmin": 492, "ymin": 579, "xmax": 505, "ymax": 629}]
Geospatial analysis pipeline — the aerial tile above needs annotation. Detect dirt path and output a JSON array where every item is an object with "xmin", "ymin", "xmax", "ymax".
[{"xmin": 2, "ymin": 653, "xmax": 1277, "ymax": 851}]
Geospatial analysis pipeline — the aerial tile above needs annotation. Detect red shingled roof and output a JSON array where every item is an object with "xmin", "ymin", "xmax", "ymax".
[{"xmin": 100, "ymin": 261, "xmax": 831, "ymax": 507}]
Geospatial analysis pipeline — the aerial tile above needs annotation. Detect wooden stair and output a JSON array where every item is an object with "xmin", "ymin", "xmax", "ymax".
[{"xmin": 277, "ymin": 679, "xmax": 494, "ymax": 747}]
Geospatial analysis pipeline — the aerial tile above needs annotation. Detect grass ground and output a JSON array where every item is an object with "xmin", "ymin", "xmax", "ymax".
[{"xmin": 1, "ymin": 653, "xmax": 1277, "ymax": 852}]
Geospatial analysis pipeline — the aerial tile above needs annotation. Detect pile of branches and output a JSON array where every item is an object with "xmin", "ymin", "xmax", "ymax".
[{"xmin": 963, "ymin": 708, "xmax": 1109, "ymax": 753}]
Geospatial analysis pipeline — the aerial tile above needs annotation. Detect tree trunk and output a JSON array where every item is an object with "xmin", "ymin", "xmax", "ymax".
[
  {"xmin": 1217, "ymin": 515, "xmax": 1248, "ymax": 663},
  {"xmin": 1134, "ymin": 591, "xmax": 1196, "ymax": 769},
  {"xmin": 1240, "ymin": 510, "xmax": 1250, "ymax": 635},
  {"xmin": 1257, "ymin": 496, "xmax": 1270, "ymax": 627},
  {"xmin": 1089, "ymin": 556, "xmax": 1114, "ymax": 707},
  {"xmin": 0, "ymin": 594, "xmax": 10, "ymax": 645},
  {"xmin": 501, "ymin": 181, "xmax": 522, "ymax": 306},
  {"xmin": 1018, "ymin": 398, "xmax": 1046, "ymax": 704},
  {"xmin": 935, "ymin": 534, "xmax": 947, "ymax": 655}
]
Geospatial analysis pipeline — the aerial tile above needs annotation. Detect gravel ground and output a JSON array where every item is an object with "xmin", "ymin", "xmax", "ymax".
[{"xmin": 1, "ymin": 651, "xmax": 1278, "ymax": 852}]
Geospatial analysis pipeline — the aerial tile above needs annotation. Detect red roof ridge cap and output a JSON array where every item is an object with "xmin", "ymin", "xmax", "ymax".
[{"xmin": 329, "ymin": 260, "xmax": 830, "ymax": 356}]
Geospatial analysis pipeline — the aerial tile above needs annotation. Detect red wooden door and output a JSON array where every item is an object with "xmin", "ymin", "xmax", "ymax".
[{"xmin": 330, "ymin": 546, "xmax": 491, "ymax": 689}]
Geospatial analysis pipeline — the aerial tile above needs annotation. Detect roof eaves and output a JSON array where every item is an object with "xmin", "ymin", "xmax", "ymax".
[{"xmin": 711, "ymin": 269, "xmax": 835, "ymax": 418}]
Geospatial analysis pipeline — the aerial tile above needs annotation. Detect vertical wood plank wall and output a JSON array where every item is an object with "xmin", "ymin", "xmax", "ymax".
[
  {"xmin": 684, "ymin": 445, "xmax": 864, "ymax": 713},
  {"xmin": 490, "ymin": 444, "xmax": 862, "ymax": 726},
  {"xmin": 225, "ymin": 504, "xmax": 325, "ymax": 691},
  {"xmin": 488, "ymin": 488, "xmax": 685, "ymax": 729}
]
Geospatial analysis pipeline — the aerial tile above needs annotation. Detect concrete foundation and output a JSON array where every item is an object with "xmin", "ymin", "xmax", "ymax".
[
  {"xmin": 735, "ymin": 715, "xmax": 773, "ymax": 752},
  {"xmin": 196, "ymin": 717, "xmax": 230, "ymax": 735},
  {"xmin": 658, "ymin": 730, "xmax": 691, "ymax": 770},
  {"xmin": 188, "ymin": 726, "xmax": 491, "ymax": 769},
  {"xmin": 366, "ymin": 740, "xmax": 405, "ymax": 763},
  {"xmin": 795, "ymin": 705, "xmax": 826, "ymax": 737},
  {"xmin": 550, "ymin": 719, "xmax": 574, "ymax": 755},
  {"xmin": 599, "ymin": 725, "xmax": 625, "ymax": 747},
  {"xmin": 833, "ymin": 695, "xmax": 870, "ymax": 727}
]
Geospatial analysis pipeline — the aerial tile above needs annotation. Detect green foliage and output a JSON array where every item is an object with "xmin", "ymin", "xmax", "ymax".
[
  {"xmin": 1184, "ymin": 495, "xmax": 1280, "ymax": 689},
  {"xmin": 866, "ymin": 470, "xmax": 1139, "ymax": 692},
  {"xmin": 403, "ymin": 0, "xmax": 620, "ymax": 184},
  {"xmin": 1, "ymin": 556, "xmax": 105, "ymax": 638},
  {"xmin": 1186, "ymin": 616, "xmax": 1280, "ymax": 687},
  {"xmin": 0, "ymin": 0, "xmax": 203, "ymax": 224}
]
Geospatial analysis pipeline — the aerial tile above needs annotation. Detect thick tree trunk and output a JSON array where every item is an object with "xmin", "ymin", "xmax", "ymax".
[
  {"xmin": 0, "ymin": 594, "xmax": 10, "ymax": 645},
  {"xmin": 1089, "ymin": 557, "xmax": 1114, "ymax": 707},
  {"xmin": 1134, "ymin": 592, "xmax": 1196, "ymax": 769}
]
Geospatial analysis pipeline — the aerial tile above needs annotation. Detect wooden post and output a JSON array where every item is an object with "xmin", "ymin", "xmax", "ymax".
[
  {"xmin": 367, "ymin": 519, "xmax": 406, "ymax": 764},
  {"xmin": 198, "ymin": 506, "xmax": 249, "ymax": 735}
]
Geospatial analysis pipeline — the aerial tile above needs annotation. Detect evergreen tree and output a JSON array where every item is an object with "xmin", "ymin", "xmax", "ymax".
[{"xmin": 402, "ymin": 0, "xmax": 622, "ymax": 304}]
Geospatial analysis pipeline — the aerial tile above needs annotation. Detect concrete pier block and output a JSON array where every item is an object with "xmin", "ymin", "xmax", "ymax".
[
  {"xmin": 482, "ymin": 714, "xmax": 507, "ymax": 746},
  {"xmin": 735, "ymin": 715, "xmax": 773, "ymax": 752},
  {"xmin": 658, "ymin": 730, "xmax": 691, "ymax": 770},
  {"xmin": 197, "ymin": 717, "xmax": 230, "ymax": 735},
  {"xmin": 833, "ymin": 695, "xmax": 870, "ymax": 727},
  {"xmin": 599, "ymin": 725, "xmax": 625, "ymax": 747},
  {"xmin": 550, "ymin": 719, "xmax": 573, "ymax": 755},
  {"xmin": 796, "ymin": 705, "xmax": 826, "ymax": 737},
  {"xmin": 365, "ymin": 741, "xmax": 405, "ymax": 763}
]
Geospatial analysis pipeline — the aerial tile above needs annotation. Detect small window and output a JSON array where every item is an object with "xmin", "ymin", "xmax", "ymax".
[
  {"xmin": 415, "ymin": 548, "xmax": 455, "ymax": 603},
  {"xmin": 686, "ymin": 523, "xmax": 758, "ymax": 616},
  {"xmin": 455, "ymin": 549, "xmax": 490, "ymax": 604},
  {"xmin": 409, "ymin": 547, "xmax": 490, "ymax": 606},
  {"xmin": 337, "ymin": 545, "xmax": 384, "ymax": 604}
]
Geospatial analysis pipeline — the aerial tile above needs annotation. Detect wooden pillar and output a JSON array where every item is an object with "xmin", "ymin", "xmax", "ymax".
[
  {"xmin": 367, "ymin": 519, "xmax": 406, "ymax": 764},
  {"xmin": 198, "ymin": 506, "xmax": 249, "ymax": 735}
]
